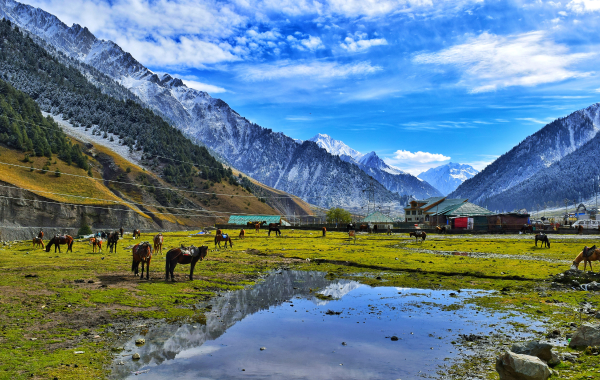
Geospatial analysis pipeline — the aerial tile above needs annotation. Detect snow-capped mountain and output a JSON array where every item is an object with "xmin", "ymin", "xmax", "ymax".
[
  {"xmin": 0, "ymin": 0, "xmax": 408, "ymax": 210},
  {"xmin": 308, "ymin": 134, "xmax": 441, "ymax": 198},
  {"xmin": 309, "ymin": 133, "xmax": 362, "ymax": 160},
  {"xmin": 418, "ymin": 163, "xmax": 478, "ymax": 195},
  {"xmin": 450, "ymin": 103, "xmax": 600, "ymax": 204}
]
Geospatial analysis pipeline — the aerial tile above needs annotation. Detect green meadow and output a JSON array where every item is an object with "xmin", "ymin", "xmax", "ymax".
[{"xmin": 0, "ymin": 229, "xmax": 598, "ymax": 379}]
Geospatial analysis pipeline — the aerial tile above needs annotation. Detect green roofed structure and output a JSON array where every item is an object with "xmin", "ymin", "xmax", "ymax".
[
  {"xmin": 227, "ymin": 215, "xmax": 282, "ymax": 225},
  {"xmin": 361, "ymin": 211, "xmax": 395, "ymax": 229}
]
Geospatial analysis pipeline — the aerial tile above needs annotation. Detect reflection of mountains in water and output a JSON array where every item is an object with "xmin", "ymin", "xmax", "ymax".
[{"xmin": 110, "ymin": 270, "xmax": 361, "ymax": 378}]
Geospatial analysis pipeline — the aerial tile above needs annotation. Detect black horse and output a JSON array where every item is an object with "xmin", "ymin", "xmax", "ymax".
[
  {"xmin": 268, "ymin": 226, "xmax": 281, "ymax": 237},
  {"xmin": 107, "ymin": 231, "xmax": 120, "ymax": 253},
  {"xmin": 535, "ymin": 233, "xmax": 550, "ymax": 248},
  {"xmin": 165, "ymin": 245, "xmax": 208, "ymax": 281},
  {"xmin": 347, "ymin": 223, "xmax": 355, "ymax": 232}
]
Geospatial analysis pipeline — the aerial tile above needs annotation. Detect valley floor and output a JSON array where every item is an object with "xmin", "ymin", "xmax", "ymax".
[{"xmin": 0, "ymin": 230, "xmax": 599, "ymax": 379}]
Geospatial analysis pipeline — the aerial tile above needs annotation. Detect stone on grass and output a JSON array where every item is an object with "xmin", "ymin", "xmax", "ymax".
[
  {"xmin": 568, "ymin": 323, "xmax": 600, "ymax": 348},
  {"xmin": 511, "ymin": 341, "xmax": 553, "ymax": 361},
  {"xmin": 496, "ymin": 351, "xmax": 550, "ymax": 380}
]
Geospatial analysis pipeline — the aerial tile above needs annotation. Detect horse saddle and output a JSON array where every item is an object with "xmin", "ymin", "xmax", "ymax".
[
  {"xmin": 583, "ymin": 245, "xmax": 597, "ymax": 258},
  {"xmin": 221, "ymin": 234, "xmax": 228, "ymax": 239}
]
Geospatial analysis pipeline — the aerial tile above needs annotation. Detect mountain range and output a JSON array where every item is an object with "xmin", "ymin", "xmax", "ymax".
[
  {"xmin": 418, "ymin": 163, "xmax": 478, "ymax": 196},
  {"xmin": 450, "ymin": 103, "xmax": 600, "ymax": 210},
  {"xmin": 308, "ymin": 133, "xmax": 442, "ymax": 198},
  {"xmin": 0, "ymin": 0, "xmax": 414, "ymax": 211}
]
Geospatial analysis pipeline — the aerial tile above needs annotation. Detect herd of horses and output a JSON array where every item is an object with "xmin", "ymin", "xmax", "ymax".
[{"xmin": 26, "ymin": 224, "xmax": 600, "ymax": 282}]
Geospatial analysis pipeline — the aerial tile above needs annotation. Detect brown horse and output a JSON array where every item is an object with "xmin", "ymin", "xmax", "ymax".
[
  {"xmin": 89, "ymin": 237, "xmax": 102, "ymax": 253},
  {"xmin": 153, "ymin": 233, "xmax": 163, "ymax": 254},
  {"xmin": 46, "ymin": 235, "xmax": 74, "ymax": 253},
  {"xmin": 215, "ymin": 233, "xmax": 233, "ymax": 248},
  {"xmin": 578, "ymin": 224, "xmax": 584, "ymax": 235},
  {"xmin": 119, "ymin": 227, "xmax": 124, "ymax": 237},
  {"xmin": 322, "ymin": 227, "xmax": 326, "ymax": 237},
  {"xmin": 436, "ymin": 225, "xmax": 447, "ymax": 234},
  {"xmin": 132, "ymin": 242, "xmax": 152, "ymax": 280},
  {"xmin": 38, "ymin": 230, "xmax": 44, "ymax": 239},
  {"xmin": 107, "ymin": 231, "xmax": 119, "ymax": 253},
  {"xmin": 520, "ymin": 224, "xmax": 533, "ymax": 234},
  {"xmin": 359, "ymin": 224, "xmax": 369, "ymax": 232},
  {"xmin": 239, "ymin": 229, "xmax": 245, "ymax": 239},
  {"xmin": 216, "ymin": 229, "xmax": 222, "ymax": 235},
  {"xmin": 32, "ymin": 237, "xmax": 44, "ymax": 248},
  {"xmin": 535, "ymin": 233, "xmax": 550, "ymax": 248},
  {"xmin": 133, "ymin": 229, "xmax": 141, "ymax": 238},
  {"xmin": 255, "ymin": 223, "xmax": 260, "ymax": 233},
  {"xmin": 165, "ymin": 245, "xmax": 208, "ymax": 281},
  {"xmin": 409, "ymin": 231, "xmax": 427, "ymax": 242},
  {"xmin": 572, "ymin": 246, "xmax": 599, "ymax": 271}
]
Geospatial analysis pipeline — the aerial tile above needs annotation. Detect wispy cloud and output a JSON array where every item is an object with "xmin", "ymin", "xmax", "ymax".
[
  {"xmin": 391, "ymin": 150, "xmax": 451, "ymax": 163},
  {"xmin": 413, "ymin": 31, "xmax": 594, "ymax": 93},
  {"xmin": 238, "ymin": 60, "xmax": 382, "ymax": 81},
  {"xmin": 516, "ymin": 117, "xmax": 548, "ymax": 124},
  {"xmin": 285, "ymin": 116, "xmax": 313, "ymax": 121},
  {"xmin": 400, "ymin": 121, "xmax": 476, "ymax": 130},
  {"xmin": 181, "ymin": 79, "xmax": 227, "ymax": 93}
]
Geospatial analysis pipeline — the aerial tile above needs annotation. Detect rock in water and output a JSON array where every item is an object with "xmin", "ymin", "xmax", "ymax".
[
  {"xmin": 132, "ymin": 353, "xmax": 140, "ymax": 360},
  {"xmin": 496, "ymin": 351, "xmax": 550, "ymax": 380},
  {"xmin": 135, "ymin": 338, "xmax": 146, "ymax": 346},
  {"xmin": 569, "ymin": 323, "xmax": 600, "ymax": 348},
  {"xmin": 511, "ymin": 341, "xmax": 553, "ymax": 361}
]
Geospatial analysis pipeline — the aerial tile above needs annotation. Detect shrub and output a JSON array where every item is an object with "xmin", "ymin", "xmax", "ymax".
[{"xmin": 77, "ymin": 223, "xmax": 92, "ymax": 236}]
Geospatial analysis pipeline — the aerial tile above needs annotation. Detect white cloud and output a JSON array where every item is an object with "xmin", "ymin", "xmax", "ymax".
[
  {"xmin": 516, "ymin": 117, "xmax": 547, "ymax": 124},
  {"xmin": 238, "ymin": 60, "xmax": 382, "ymax": 81},
  {"xmin": 391, "ymin": 150, "xmax": 450, "ymax": 163},
  {"xmin": 567, "ymin": 0, "xmax": 600, "ymax": 13},
  {"xmin": 182, "ymin": 79, "xmax": 227, "ymax": 93},
  {"xmin": 340, "ymin": 34, "xmax": 388, "ymax": 52},
  {"xmin": 287, "ymin": 35, "xmax": 325, "ymax": 51},
  {"xmin": 413, "ymin": 31, "xmax": 594, "ymax": 93},
  {"xmin": 116, "ymin": 35, "xmax": 240, "ymax": 67}
]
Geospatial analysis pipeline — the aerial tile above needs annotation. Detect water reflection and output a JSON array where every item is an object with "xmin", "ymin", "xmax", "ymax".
[{"xmin": 110, "ymin": 270, "xmax": 541, "ymax": 379}]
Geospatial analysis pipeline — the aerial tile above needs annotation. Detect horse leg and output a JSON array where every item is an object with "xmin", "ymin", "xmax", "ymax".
[
  {"xmin": 146, "ymin": 259, "xmax": 150, "ymax": 280},
  {"xmin": 189, "ymin": 261, "xmax": 197, "ymax": 281}
]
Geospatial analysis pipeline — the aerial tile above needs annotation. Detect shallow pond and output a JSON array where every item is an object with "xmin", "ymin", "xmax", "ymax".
[{"xmin": 110, "ymin": 270, "xmax": 543, "ymax": 379}]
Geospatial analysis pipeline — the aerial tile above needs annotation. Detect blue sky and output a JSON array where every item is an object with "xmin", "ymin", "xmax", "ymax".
[{"xmin": 22, "ymin": 0, "xmax": 600, "ymax": 175}]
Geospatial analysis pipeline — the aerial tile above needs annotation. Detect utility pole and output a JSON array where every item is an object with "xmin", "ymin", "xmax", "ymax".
[{"xmin": 362, "ymin": 179, "xmax": 376, "ymax": 216}]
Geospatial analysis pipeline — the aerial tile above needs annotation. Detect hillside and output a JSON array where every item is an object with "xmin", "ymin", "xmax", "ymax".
[
  {"xmin": 0, "ymin": 76, "xmax": 285, "ymax": 237},
  {"xmin": 0, "ymin": 1, "xmax": 405, "ymax": 211},
  {"xmin": 450, "ymin": 103, "xmax": 600, "ymax": 204}
]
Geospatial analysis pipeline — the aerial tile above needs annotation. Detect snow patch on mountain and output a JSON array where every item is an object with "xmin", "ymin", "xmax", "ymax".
[{"xmin": 309, "ymin": 133, "xmax": 363, "ymax": 160}]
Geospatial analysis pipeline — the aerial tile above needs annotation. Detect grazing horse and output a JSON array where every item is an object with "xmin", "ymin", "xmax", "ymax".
[
  {"xmin": 215, "ymin": 233, "xmax": 233, "ymax": 248},
  {"xmin": 119, "ymin": 227, "xmax": 124, "ymax": 237},
  {"xmin": 89, "ymin": 237, "xmax": 102, "ymax": 253},
  {"xmin": 409, "ymin": 231, "xmax": 427, "ymax": 242},
  {"xmin": 268, "ymin": 226, "xmax": 281, "ymax": 237},
  {"xmin": 165, "ymin": 245, "xmax": 208, "ymax": 281},
  {"xmin": 322, "ymin": 227, "xmax": 326, "ymax": 237},
  {"xmin": 387, "ymin": 227, "xmax": 392, "ymax": 235},
  {"xmin": 359, "ymin": 224, "xmax": 369, "ymax": 232},
  {"xmin": 153, "ymin": 233, "xmax": 163, "ymax": 254},
  {"xmin": 239, "ymin": 229, "xmax": 245, "ymax": 239},
  {"xmin": 107, "ymin": 231, "xmax": 119, "ymax": 253},
  {"xmin": 216, "ymin": 229, "xmax": 222, "ymax": 235},
  {"xmin": 132, "ymin": 229, "xmax": 141, "ymax": 239},
  {"xmin": 46, "ymin": 235, "xmax": 74, "ymax": 253},
  {"xmin": 38, "ymin": 230, "xmax": 44, "ymax": 239},
  {"xmin": 535, "ymin": 233, "xmax": 550, "ymax": 248},
  {"xmin": 520, "ymin": 225, "xmax": 533, "ymax": 234},
  {"xmin": 436, "ymin": 225, "xmax": 447, "ymax": 234},
  {"xmin": 132, "ymin": 242, "xmax": 152, "ymax": 280},
  {"xmin": 32, "ymin": 237, "xmax": 44, "ymax": 248},
  {"xmin": 255, "ymin": 223, "xmax": 260, "ymax": 233},
  {"xmin": 571, "ymin": 245, "xmax": 599, "ymax": 271}
]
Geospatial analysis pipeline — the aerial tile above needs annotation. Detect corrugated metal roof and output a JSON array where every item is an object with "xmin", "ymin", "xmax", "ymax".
[
  {"xmin": 433, "ymin": 202, "xmax": 493, "ymax": 216},
  {"xmin": 361, "ymin": 211, "xmax": 395, "ymax": 223},
  {"xmin": 227, "ymin": 215, "xmax": 281, "ymax": 224},
  {"xmin": 422, "ymin": 197, "xmax": 446, "ymax": 209},
  {"xmin": 429, "ymin": 199, "xmax": 467, "ymax": 214}
]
